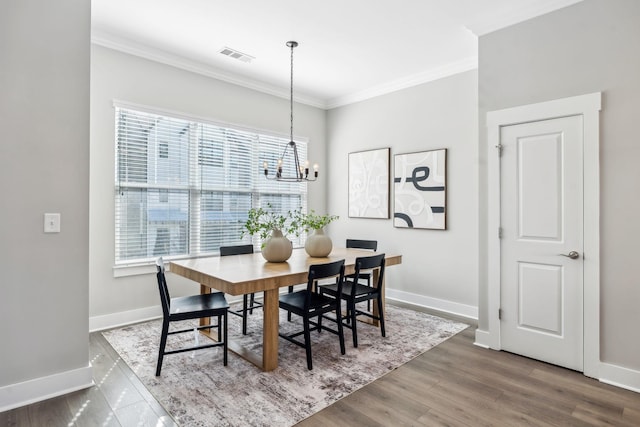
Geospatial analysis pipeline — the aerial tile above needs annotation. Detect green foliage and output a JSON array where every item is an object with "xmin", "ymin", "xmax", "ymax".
[
  {"xmin": 242, "ymin": 205, "xmax": 339, "ymax": 242},
  {"xmin": 302, "ymin": 210, "xmax": 339, "ymax": 231},
  {"xmin": 242, "ymin": 204, "xmax": 305, "ymax": 241}
]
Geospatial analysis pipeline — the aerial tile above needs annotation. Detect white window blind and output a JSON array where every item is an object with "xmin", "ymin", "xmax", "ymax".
[{"xmin": 115, "ymin": 105, "xmax": 308, "ymax": 264}]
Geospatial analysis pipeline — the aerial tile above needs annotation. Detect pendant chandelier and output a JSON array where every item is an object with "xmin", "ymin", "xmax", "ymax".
[{"xmin": 263, "ymin": 41, "xmax": 318, "ymax": 182}]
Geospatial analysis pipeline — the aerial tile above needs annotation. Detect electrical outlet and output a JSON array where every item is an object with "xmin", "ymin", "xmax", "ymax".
[{"xmin": 44, "ymin": 213, "xmax": 61, "ymax": 233}]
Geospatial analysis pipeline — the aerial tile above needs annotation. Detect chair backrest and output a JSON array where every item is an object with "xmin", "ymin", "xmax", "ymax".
[
  {"xmin": 156, "ymin": 257, "xmax": 171, "ymax": 318},
  {"xmin": 346, "ymin": 239, "xmax": 378, "ymax": 251},
  {"xmin": 220, "ymin": 244, "xmax": 254, "ymax": 257},
  {"xmin": 351, "ymin": 253, "xmax": 386, "ymax": 296},
  {"xmin": 306, "ymin": 259, "xmax": 345, "ymax": 307}
]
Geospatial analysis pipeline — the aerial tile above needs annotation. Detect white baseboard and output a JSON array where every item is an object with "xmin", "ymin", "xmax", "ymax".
[
  {"xmin": 386, "ymin": 288, "xmax": 478, "ymax": 321},
  {"xmin": 474, "ymin": 328, "xmax": 491, "ymax": 348},
  {"xmin": 0, "ymin": 365, "xmax": 94, "ymax": 412},
  {"xmin": 90, "ymin": 289, "xmax": 474, "ymax": 333},
  {"xmin": 90, "ymin": 305, "xmax": 161, "ymax": 332},
  {"xmin": 599, "ymin": 362, "xmax": 640, "ymax": 393},
  {"xmin": 88, "ymin": 291, "xmax": 291, "ymax": 333}
]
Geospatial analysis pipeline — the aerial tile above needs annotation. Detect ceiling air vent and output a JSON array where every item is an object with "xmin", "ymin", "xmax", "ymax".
[{"xmin": 219, "ymin": 46, "xmax": 254, "ymax": 63}]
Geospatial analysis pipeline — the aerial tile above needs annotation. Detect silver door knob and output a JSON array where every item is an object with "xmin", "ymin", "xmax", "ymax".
[{"xmin": 559, "ymin": 251, "xmax": 580, "ymax": 259}]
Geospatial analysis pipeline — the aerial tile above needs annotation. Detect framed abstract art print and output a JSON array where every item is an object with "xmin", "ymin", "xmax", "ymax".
[
  {"xmin": 348, "ymin": 147, "xmax": 390, "ymax": 219},
  {"xmin": 393, "ymin": 148, "xmax": 447, "ymax": 229}
]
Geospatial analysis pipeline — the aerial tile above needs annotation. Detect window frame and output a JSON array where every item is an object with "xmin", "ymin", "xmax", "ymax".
[{"xmin": 113, "ymin": 101, "xmax": 309, "ymax": 268}]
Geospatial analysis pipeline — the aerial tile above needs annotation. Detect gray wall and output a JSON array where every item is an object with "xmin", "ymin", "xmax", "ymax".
[
  {"xmin": 90, "ymin": 45, "xmax": 479, "ymax": 327},
  {"xmin": 478, "ymin": 0, "xmax": 640, "ymax": 370},
  {"xmin": 327, "ymin": 71, "xmax": 479, "ymax": 316},
  {"xmin": 90, "ymin": 45, "xmax": 327, "ymax": 324},
  {"xmin": 0, "ymin": 0, "xmax": 90, "ymax": 386}
]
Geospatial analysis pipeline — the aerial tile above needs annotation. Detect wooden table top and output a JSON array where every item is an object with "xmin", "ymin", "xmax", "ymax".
[{"xmin": 170, "ymin": 248, "xmax": 402, "ymax": 296}]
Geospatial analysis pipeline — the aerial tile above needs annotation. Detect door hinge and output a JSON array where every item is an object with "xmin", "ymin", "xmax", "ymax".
[
  {"xmin": 496, "ymin": 144, "xmax": 503, "ymax": 156},
  {"xmin": 498, "ymin": 227, "xmax": 503, "ymax": 239},
  {"xmin": 498, "ymin": 308, "xmax": 502, "ymax": 320}
]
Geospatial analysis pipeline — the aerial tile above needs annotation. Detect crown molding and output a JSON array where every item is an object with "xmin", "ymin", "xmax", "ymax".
[
  {"xmin": 325, "ymin": 56, "xmax": 478, "ymax": 109},
  {"xmin": 91, "ymin": 32, "xmax": 327, "ymax": 109},
  {"xmin": 92, "ymin": 32, "xmax": 477, "ymax": 111},
  {"xmin": 464, "ymin": 0, "xmax": 584, "ymax": 36}
]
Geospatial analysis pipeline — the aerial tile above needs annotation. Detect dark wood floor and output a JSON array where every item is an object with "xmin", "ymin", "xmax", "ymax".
[
  {"xmin": 2, "ymin": 305, "xmax": 639, "ymax": 426},
  {"xmin": 300, "ymin": 308, "xmax": 640, "ymax": 427}
]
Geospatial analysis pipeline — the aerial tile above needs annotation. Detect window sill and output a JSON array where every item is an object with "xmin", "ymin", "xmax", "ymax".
[
  {"xmin": 112, "ymin": 245, "xmax": 304, "ymax": 278},
  {"xmin": 112, "ymin": 254, "xmax": 203, "ymax": 277},
  {"xmin": 113, "ymin": 262, "xmax": 158, "ymax": 278}
]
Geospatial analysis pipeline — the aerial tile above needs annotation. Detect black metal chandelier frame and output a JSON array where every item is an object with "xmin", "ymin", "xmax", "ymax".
[{"xmin": 263, "ymin": 41, "xmax": 317, "ymax": 182}]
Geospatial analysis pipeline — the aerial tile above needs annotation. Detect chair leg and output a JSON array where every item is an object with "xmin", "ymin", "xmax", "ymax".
[
  {"xmin": 249, "ymin": 293, "xmax": 256, "ymax": 315},
  {"xmin": 156, "ymin": 319, "xmax": 170, "ymax": 376},
  {"xmin": 217, "ymin": 314, "xmax": 223, "ymax": 342},
  {"xmin": 350, "ymin": 300, "xmax": 359, "ymax": 348},
  {"xmin": 377, "ymin": 296, "xmax": 386, "ymax": 337},
  {"xmin": 223, "ymin": 311, "xmax": 228, "ymax": 366},
  {"xmin": 242, "ymin": 294, "xmax": 249, "ymax": 335},
  {"xmin": 287, "ymin": 286, "xmax": 294, "ymax": 321},
  {"xmin": 336, "ymin": 303, "xmax": 346, "ymax": 355},
  {"xmin": 303, "ymin": 316, "xmax": 313, "ymax": 370}
]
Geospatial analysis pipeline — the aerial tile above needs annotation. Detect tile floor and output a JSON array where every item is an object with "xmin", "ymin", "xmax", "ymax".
[{"xmin": 0, "ymin": 333, "xmax": 176, "ymax": 427}]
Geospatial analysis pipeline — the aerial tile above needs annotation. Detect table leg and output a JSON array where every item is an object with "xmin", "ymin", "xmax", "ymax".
[
  {"xmin": 200, "ymin": 284, "xmax": 210, "ymax": 328},
  {"xmin": 198, "ymin": 285, "xmax": 279, "ymax": 372},
  {"xmin": 262, "ymin": 288, "xmax": 279, "ymax": 371}
]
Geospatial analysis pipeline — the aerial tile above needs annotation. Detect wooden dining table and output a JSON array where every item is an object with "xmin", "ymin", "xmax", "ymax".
[{"xmin": 169, "ymin": 247, "xmax": 402, "ymax": 371}]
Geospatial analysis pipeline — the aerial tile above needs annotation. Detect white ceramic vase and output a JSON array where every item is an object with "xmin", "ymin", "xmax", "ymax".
[
  {"xmin": 261, "ymin": 229, "xmax": 293, "ymax": 262},
  {"xmin": 305, "ymin": 227, "xmax": 333, "ymax": 257}
]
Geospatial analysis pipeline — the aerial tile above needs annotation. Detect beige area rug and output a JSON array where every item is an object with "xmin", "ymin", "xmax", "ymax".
[{"xmin": 103, "ymin": 304, "xmax": 468, "ymax": 427}]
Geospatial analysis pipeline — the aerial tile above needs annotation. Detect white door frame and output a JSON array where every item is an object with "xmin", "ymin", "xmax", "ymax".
[{"xmin": 486, "ymin": 92, "xmax": 601, "ymax": 378}]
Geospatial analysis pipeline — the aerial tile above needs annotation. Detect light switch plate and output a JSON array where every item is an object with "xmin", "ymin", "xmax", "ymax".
[{"xmin": 44, "ymin": 213, "xmax": 61, "ymax": 233}]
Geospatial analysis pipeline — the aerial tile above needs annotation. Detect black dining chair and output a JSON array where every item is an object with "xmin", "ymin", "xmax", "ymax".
[
  {"xmin": 319, "ymin": 253, "xmax": 386, "ymax": 348},
  {"xmin": 155, "ymin": 257, "xmax": 229, "ymax": 376},
  {"xmin": 278, "ymin": 259, "xmax": 346, "ymax": 370},
  {"xmin": 346, "ymin": 239, "xmax": 378, "ymax": 252},
  {"xmin": 220, "ymin": 244, "xmax": 262, "ymax": 335},
  {"xmin": 346, "ymin": 239, "xmax": 378, "ymax": 310}
]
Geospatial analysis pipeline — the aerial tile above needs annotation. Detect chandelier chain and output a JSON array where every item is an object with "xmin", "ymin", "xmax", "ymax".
[{"xmin": 290, "ymin": 42, "xmax": 294, "ymax": 143}]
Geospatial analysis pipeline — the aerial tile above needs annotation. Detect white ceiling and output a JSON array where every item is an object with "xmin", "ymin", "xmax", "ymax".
[{"xmin": 91, "ymin": 0, "xmax": 583, "ymax": 109}]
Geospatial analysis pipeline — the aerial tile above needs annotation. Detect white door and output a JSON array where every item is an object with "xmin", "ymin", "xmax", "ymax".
[{"xmin": 499, "ymin": 115, "xmax": 584, "ymax": 371}]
